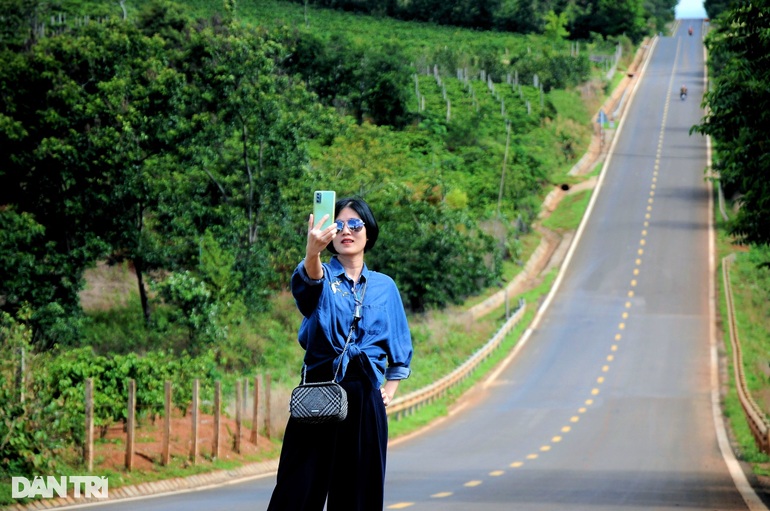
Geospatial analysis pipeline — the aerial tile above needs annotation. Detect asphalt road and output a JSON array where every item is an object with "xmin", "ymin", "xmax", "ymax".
[{"xmin": 78, "ymin": 21, "xmax": 765, "ymax": 511}]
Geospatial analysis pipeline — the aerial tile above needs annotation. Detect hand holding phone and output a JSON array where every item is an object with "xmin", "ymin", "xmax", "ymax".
[{"xmin": 305, "ymin": 190, "xmax": 337, "ymax": 262}]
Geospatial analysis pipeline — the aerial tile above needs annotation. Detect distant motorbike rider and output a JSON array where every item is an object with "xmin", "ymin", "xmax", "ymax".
[{"xmin": 680, "ymin": 84, "xmax": 688, "ymax": 99}]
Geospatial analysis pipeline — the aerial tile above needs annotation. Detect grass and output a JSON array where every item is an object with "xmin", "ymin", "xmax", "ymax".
[
  {"xmin": 713, "ymin": 190, "xmax": 770, "ymax": 478},
  {"xmin": 542, "ymin": 189, "xmax": 593, "ymax": 232}
]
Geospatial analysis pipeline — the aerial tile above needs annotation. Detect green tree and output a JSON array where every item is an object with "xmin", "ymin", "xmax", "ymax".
[
  {"xmin": 643, "ymin": 0, "xmax": 677, "ymax": 34},
  {"xmin": 703, "ymin": 0, "xmax": 732, "ymax": 19},
  {"xmin": 152, "ymin": 21, "xmax": 336, "ymax": 308},
  {"xmin": 692, "ymin": 0, "xmax": 770, "ymax": 249},
  {"xmin": 284, "ymin": 32, "xmax": 410, "ymax": 127},
  {"xmin": 370, "ymin": 185, "xmax": 501, "ymax": 312},
  {"xmin": 0, "ymin": 15, "xmax": 192, "ymax": 339},
  {"xmin": 565, "ymin": 0, "xmax": 648, "ymax": 42},
  {"xmin": 494, "ymin": 0, "xmax": 547, "ymax": 33},
  {"xmin": 544, "ymin": 9, "xmax": 571, "ymax": 40},
  {"xmin": 0, "ymin": 210, "xmax": 58, "ymax": 329}
]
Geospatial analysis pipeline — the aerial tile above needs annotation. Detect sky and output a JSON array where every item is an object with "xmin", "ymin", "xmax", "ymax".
[{"xmin": 675, "ymin": 0, "xmax": 708, "ymax": 19}]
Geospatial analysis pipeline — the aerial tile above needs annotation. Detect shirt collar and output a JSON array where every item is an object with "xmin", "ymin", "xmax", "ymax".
[{"xmin": 329, "ymin": 255, "xmax": 369, "ymax": 283}]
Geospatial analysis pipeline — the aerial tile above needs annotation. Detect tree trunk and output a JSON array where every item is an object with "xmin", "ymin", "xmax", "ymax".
[{"xmin": 134, "ymin": 258, "xmax": 151, "ymax": 326}]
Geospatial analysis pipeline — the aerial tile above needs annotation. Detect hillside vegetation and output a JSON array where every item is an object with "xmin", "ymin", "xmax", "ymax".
[{"xmin": 1, "ymin": 0, "xmax": 662, "ymax": 495}]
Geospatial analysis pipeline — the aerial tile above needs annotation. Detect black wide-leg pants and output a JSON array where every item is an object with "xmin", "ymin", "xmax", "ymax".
[{"xmin": 267, "ymin": 376, "xmax": 388, "ymax": 511}]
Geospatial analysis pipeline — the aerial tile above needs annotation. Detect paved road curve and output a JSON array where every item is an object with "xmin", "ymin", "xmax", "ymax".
[{"xmin": 80, "ymin": 22, "xmax": 765, "ymax": 511}]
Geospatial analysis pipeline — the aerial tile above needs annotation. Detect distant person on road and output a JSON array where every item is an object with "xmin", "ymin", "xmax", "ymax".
[
  {"xmin": 688, "ymin": 26, "xmax": 693, "ymax": 36},
  {"xmin": 680, "ymin": 84, "xmax": 688, "ymax": 99},
  {"xmin": 267, "ymin": 196, "xmax": 413, "ymax": 511}
]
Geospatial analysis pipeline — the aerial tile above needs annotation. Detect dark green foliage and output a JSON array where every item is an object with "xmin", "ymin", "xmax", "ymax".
[
  {"xmin": 644, "ymin": 0, "xmax": 677, "ymax": 34},
  {"xmin": 0, "ymin": 17, "xmax": 185, "ymax": 345},
  {"xmin": 692, "ymin": 1, "xmax": 770, "ymax": 249},
  {"xmin": 0, "ymin": 8, "xmax": 331, "ymax": 344},
  {"xmin": 289, "ymin": 0, "xmax": 670, "ymax": 42},
  {"xmin": 703, "ymin": 0, "xmax": 732, "ymax": 19},
  {"xmin": 0, "ymin": 209, "xmax": 69, "ymax": 339},
  {"xmin": 509, "ymin": 48, "xmax": 592, "ymax": 91},
  {"xmin": 565, "ymin": 0, "xmax": 649, "ymax": 43},
  {"xmin": 284, "ymin": 32, "xmax": 411, "ymax": 126},
  {"xmin": 493, "ymin": 0, "xmax": 547, "ymax": 34},
  {"xmin": 369, "ymin": 185, "xmax": 501, "ymax": 312},
  {"xmin": 135, "ymin": 0, "xmax": 191, "ymax": 42}
]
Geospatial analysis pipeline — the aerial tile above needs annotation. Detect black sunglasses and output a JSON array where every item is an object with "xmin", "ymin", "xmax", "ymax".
[{"xmin": 335, "ymin": 218, "xmax": 365, "ymax": 233}]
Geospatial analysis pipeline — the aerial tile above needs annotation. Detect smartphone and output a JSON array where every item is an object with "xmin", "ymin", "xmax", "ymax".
[{"xmin": 313, "ymin": 190, "xmax": 336, "ymax": 231}]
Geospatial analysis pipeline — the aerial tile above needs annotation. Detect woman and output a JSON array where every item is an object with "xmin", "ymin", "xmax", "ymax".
[{"xmin": 267, "ymin": 197, "xmax": 413, "ymax": 510}]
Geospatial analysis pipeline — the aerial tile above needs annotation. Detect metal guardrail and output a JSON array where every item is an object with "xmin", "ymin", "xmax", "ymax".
[
  {"xmin": 387, "ymin": 300, "xmax": 526, "ymax": 420},
  {"xmin": 722, "ymin": 254, "xmax": 770, "ymax": 454}
]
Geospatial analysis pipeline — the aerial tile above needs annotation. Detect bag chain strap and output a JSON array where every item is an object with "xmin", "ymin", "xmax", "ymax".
[{"xmin": 301, "ymin": 279, "xmax": 367, "ymax": 385}]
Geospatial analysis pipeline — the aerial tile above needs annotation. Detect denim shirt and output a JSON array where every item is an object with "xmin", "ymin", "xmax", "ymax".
[{"xmin": 292, "ymin": 256, "xmax": 412, "ymax": 389}]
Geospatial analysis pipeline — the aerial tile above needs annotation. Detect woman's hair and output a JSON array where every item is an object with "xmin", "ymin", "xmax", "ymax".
[{"xmin": 327, "ymin": 196, "xmax": 379, "ymax": 254}]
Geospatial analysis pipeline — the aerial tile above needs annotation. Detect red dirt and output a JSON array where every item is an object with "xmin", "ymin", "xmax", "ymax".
[{"xmin": 95, "ymin": 410, "xmax": 272, "ymax": 473}]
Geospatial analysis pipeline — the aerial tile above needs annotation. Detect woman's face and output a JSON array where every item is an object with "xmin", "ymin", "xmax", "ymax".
[{"xmin": 332, "ymin": 206, "xmax": 367, "ymax": 257}]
